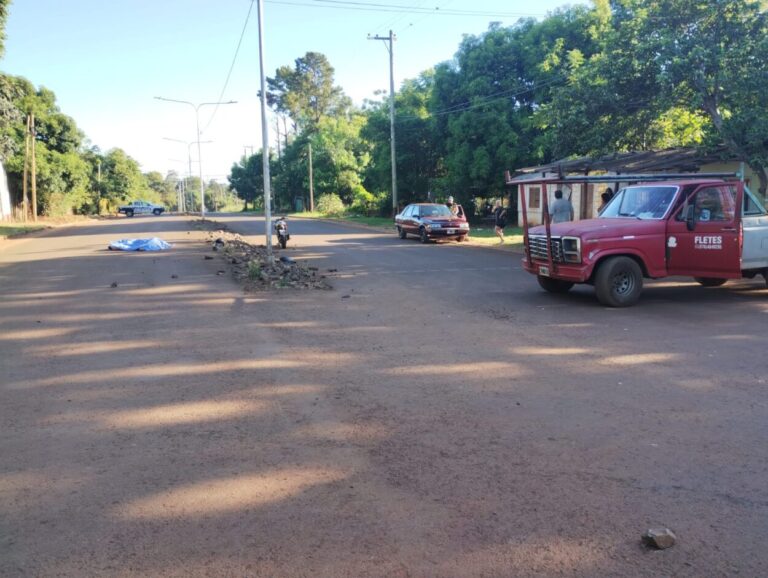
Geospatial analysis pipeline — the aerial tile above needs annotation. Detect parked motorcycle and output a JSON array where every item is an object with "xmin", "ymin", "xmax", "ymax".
[{"xmin": 274, "ymin": 216, "xmax": 290, "ymax": 249}]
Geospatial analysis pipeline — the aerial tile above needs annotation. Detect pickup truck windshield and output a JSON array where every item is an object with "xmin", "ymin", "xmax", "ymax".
[{"xmin": 600, "ymin": 186, "xmax": 678, "ymax": 220}]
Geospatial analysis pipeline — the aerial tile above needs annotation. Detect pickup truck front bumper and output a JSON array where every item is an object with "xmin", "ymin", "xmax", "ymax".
[{"xmin": 523, "ymin": 258, "xmax": 592, "ymax": 283}]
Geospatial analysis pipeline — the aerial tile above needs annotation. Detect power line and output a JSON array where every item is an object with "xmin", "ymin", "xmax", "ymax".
[
  {"xmin": 390, "ymin": 74, "xmax": 569, "ymax": 123},
  {"xmin": 202, "ymin": 0, "xmax": 256, "ymax": 132},
  {"xmin": 265, "ymin": 0, "xmax": 545, "ymax": 18}
]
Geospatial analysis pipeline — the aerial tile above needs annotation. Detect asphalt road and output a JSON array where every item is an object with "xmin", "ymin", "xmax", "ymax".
[{"xmin": 2, "ymin": 214, "xmax": 767, "ymax": 577}]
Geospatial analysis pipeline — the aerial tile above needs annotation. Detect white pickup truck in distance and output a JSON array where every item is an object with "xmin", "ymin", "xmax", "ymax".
[{"xmin": 118, "ymin": 201, "xmax": 165, "ymax": 217}]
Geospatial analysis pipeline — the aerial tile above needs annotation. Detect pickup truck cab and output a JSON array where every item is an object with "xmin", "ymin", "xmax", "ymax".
[
  {"xmin": 521, "ymin": 178, "xmax": 768, "ymax": 306},
  {"xmin": 118, "ymin": 200, "xmax": 165, "ymax": 217}
]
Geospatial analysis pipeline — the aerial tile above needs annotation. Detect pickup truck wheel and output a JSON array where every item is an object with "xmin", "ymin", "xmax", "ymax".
[
  {"xmin": 595, "ymin": 256, "xmax": 643, "ymax": 307},
  {"xmin": 419, "ymin": 228, "xmax": 429, "ymax": 244},
  {"xmin": 694, "ymin": 277, "xmax": 727, "ymax": 287},
  {"xmin": 456, "ymin": 235, "xmax": 467, "ymax": 242},
  {"xmin": 397, "ymin": 226, "xmax": 407, "ymax": 239},
  {"xmin": 124, "ymin": 209, "xmax": 134, "ymax": 218},
  {"xmin": 152, "ymin": 209, "xmax": 162, "ymax": 216},
  {"xmin": 537, "ymin": 276, "xmax": 574, "ymax": 293}
]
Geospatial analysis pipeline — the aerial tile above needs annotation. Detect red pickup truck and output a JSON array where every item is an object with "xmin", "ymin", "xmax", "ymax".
[{"xmin": 513, "ymin": 175, "xmax": 768, "ymax": 306}]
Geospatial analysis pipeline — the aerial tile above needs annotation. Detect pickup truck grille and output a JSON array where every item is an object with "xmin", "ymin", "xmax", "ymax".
[{"xmin": 528, "ymin": 235, "xmax": 563, "ymax": 262}]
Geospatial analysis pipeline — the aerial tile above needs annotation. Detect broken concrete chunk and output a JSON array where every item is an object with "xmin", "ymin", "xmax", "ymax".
[{"xmin": 642, "ymin": 528, "xmax": 677, "ymax": 550}]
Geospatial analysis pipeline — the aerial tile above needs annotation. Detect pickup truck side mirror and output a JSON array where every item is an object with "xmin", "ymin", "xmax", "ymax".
[{"xmin": 685, "ymin": 205, "xmax": 696, "ymax": 231}]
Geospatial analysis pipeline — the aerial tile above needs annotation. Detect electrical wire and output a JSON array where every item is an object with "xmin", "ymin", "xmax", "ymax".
[
  {"xmin": 202, "ymin": 0, "xmax": 256, "ymax": 133},
  {"xmin": 265, "ymin": 0, "xmax": 544, "ymax": 18},
  {"xmin": 390, "ymin": 74, "xmax": 569, "ymax": 123}
]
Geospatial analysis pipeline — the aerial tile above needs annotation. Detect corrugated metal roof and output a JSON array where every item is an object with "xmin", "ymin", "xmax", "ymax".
[{"xmin": 511, "ymin": 147, "xmax": 735, "ymax": 181}]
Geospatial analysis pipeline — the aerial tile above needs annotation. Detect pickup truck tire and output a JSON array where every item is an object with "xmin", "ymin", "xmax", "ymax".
[
  {"xmin": 419, "ymin": 227, "xmax": 429, "ymax": 244},
  {"xmin": 152, "ymin": 208, "xmax": 163, "ymax": 216},
  {"xmin": 124, "ymin": 209, "xmax": 134, "ymax": 218},
  {"xmin": 537, "ymin": 276, "xmax": 574, "ymax": 293},
  {"xmin": 397, "ymin": 226, "xmax": 407, "ymax": 239},
  {"xmin": 694, "ymin": 277, "xmax": 728, "ymax": 287},
  {"xmin": 595, "ymin": 256, "xmax": 643, "ymax": 307}
]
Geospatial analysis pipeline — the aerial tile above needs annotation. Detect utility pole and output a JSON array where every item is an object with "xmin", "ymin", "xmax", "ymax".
[
  {"xmin": 308, "ymin": 142, "xmax": 314, "ymax": 212},
  {"xmin": 257, "ymin": 0, "xmax": 274, "ymax": 263},
  {"xmin": 30, "ymin": 113, "xmax": 37, "ymax": 221},
  {"xmin": 22, "ymin": 114, "xmax": 30, "ymax": 221},
  {"xmin": 369, "ymin": 30, "xmax": 398, "ymax": 215}
]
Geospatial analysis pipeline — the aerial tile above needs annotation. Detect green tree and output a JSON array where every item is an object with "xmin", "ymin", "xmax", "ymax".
[
  {"xmin": 101, "ymin": 148, "xmax": 149, "ymax": 206},
  {"xmin": 0, "ymin": 0, "xmax": 10, "ymax": 58},
  {"xmin": 429, "ymin": 10, "xmax": 601, "ymax": 203},
  {"xmin": 363, "ymin": 72, "xmax": 439, "ymax": 207},
  {"xmin": 266, "ymin": 52, "xmax": 352, "ymax": 134},
  {"xmin": 543, "ymin": 0, "xmax": 768, "ymax": 195},
  {"xmin": 1, "ymin": 75, "xmax": 91, "ymax": 215},
  {"xmin": 228, "ymin": 152, "xmax": 269, "ymax": 211}
]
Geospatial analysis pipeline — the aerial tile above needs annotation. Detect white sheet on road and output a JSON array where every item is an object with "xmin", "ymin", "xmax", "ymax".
[{"xmin": 108, "ymin": 237, "xmax": 173, "ymax": 251}]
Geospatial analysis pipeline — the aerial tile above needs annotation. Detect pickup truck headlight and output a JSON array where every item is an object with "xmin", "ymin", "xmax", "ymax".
[
  {"xmin": 459, "ymin": 222, "xmax": 469, "ymax": 229},
  {"xmin": 562, "ymin": 237, "xmax": 581, "ymax": 263},
  {"xmin": 426, "ymin": 223, "xmax": 440, "ymax": 230}
]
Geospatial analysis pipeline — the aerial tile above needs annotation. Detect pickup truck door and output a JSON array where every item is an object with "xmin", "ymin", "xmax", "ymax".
[{"xmin": 666, "ymin": 183, "xmax": 743, "ymax": 278}]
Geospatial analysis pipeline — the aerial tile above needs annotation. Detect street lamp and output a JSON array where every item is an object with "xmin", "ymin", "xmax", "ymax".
[
  {"xmin": 162, "ymin": 137, "xmax": 213, "ymax": 210},
  {"xmin": 154, "ymin": 96, "xmax": 237, "ymax": 219}
]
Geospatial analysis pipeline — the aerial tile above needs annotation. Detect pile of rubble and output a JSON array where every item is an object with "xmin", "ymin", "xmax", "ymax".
[{"xmin": 206, "ymin": 229, "xmax": 332, "ymax": 291}]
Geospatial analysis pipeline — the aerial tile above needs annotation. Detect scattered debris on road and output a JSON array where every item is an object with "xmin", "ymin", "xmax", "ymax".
[
  {"xmin": 205, "ymin": 229, "xmax": 331, "ymax": 291},
  {"xmin": 642, "ymin": 527, "xmax": 677, "ymax": 550}
]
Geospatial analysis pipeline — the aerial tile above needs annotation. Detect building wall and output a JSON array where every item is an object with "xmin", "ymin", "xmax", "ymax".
[
  {"xmin": 516, "ymin": 181, "xmax": 605, "ymax": 226},
  {"xmin": 515, "ymin": 161, "xmax": 755, "ymax": 226}
]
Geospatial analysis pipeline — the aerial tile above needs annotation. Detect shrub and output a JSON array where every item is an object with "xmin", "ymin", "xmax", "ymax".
[
  {"xmin": 43, "ymin": 192, "xmax": 73, "ymax": 218},
  {"xmin": 248, "ymin": 261, "xmax": 262, "ymax": 280},
  {"xmin": 316, "ymin": 193, "xmax": 346, "ymax": 217}
]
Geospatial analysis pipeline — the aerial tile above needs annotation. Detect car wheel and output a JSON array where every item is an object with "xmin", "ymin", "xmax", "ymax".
[
  {"xmin": 456, "ymin": 235, "xmax": 466, "ymax": 242},
  {"xmin": 125, "ymin": 209, "xmax": 134, "ymax": 218},
  {"xmin": 397, "ymin": 226, "xmax": 407, "ymax": 239},
  {"xmin": 594, "ymin": 256, "xmax": 643, "ymax": 307},
  {"xmin": 419, "ymin": 228, "xmax": 429, "ymax": 244},
  {"xmin": 153, "ymin": 209, "xmax": 162, "ymax": 216},
  {"xmin": 537, "ymin": 276, "xmax": 574, "ymax": 293},
  {"xmin": 694, "ymin": 277, "xmax": 727, "ymax": 287}
]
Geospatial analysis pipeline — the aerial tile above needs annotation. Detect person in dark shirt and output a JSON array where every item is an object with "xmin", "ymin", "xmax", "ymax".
[{"xmin": 494, "ymin": 200, "xmax": 508, "ymax": 244}]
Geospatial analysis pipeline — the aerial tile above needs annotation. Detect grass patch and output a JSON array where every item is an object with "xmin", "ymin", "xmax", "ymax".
[
  {"xmin": 340, "ymin": 215, "xmax": 394, "ymax": 228},
  {"xmin": 0, "ymin": 224, "xmax": 45, "ymax": 238},
  {"xmin": 247, "ymin": 261, "xmax": 262, "ymax": 280},
  {"xmin": 466, "ymin": 225, "xmax": 524, "ymax": 249}
]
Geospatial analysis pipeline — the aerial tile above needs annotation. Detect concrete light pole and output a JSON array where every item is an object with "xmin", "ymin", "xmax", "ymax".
[
  {"xmin": 155, "ymin": 97, "xmax": 236, "ymax": 219},
  {"xmin": 257, "ymin": 0, "xmax": 274, "ymax": 263},
  {"xmin": 163, "ymin": 137, "xmax": 213, "ymax": 213}
]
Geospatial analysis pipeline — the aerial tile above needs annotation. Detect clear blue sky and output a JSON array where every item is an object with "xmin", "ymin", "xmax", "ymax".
[{"xmin": 2, "ymin": 0, "xmax": 587, "ymax": 181}]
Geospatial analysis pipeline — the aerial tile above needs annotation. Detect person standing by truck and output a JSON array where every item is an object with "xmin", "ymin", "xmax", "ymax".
[
  {"xmin": 598, "ymin": 187, "xmax": 614, "ymax": 214},
  {"xmin": 549, "ymin": 189, "xmax": 574, "ymax": 223}
]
